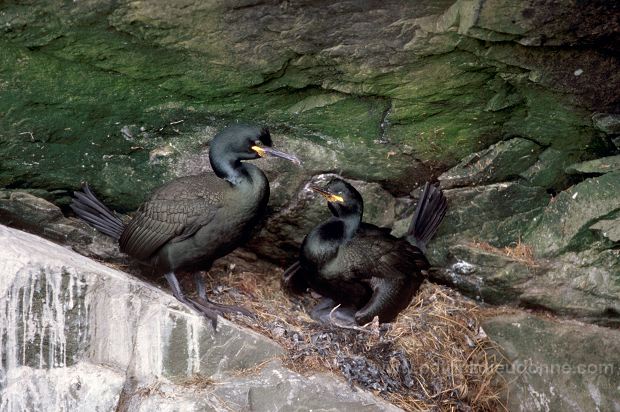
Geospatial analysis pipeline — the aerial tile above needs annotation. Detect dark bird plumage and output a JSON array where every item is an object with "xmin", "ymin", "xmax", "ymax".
[
  {"xmin": 71, "ymin": 124, "xmax": 300, "ymax": 325},
  {"xmin": 282, "ymin": 178, "xmax": 447, "ymax": 326}
]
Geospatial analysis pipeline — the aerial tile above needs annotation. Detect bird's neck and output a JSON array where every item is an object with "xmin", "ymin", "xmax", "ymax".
[
  {"xmin": 211, "ymin": 157, "xmax": 269, "ymax": 208},
  {"xmin": 338, "ymin": 214, "xmax": 361, "ymax": 241},
  {"xmin": 234, "ymin": 163, "xmax": 268, "ymax": 191},
  {"xmin": 319, "ymin": 214, "xmax": 360, "ymax": 245},
  {"xmin": 305, "ymin": 215, "xmax": 359, "ymax": 267},
  {"xmin": 211, "ymin": 154, "xmax": 244, "ymax": 185},
  {"xmin": 211, "ymin": 153, "xmax": 265, "ymax": 188},
  {"xmin": 225, "ymin": 163, "xmax": 270, "ymax": 214}
]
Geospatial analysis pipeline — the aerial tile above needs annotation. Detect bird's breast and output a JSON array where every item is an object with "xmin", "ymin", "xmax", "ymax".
[{"xmin": 156, "ymin": 171, "xmax": 269, "ymax": 272}]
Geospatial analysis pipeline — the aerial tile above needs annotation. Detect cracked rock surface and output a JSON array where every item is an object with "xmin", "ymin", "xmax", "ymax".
[{"xmin": 0, "ymin": 224, "xmax": 399, "ymax": 412}]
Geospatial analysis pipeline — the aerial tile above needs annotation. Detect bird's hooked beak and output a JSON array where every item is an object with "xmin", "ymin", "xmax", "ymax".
[
  {"xmin": 252, "ymin": 146, "xmax": 302, "ymax": 165},
  {"xmin": 310, "ymin": 186, "xmax": 345, "ymax": 204}
]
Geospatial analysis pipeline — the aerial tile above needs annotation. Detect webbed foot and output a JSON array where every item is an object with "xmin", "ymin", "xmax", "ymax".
[
  {"xmin": 310, "ymin": 298, "xmax": 357, "ymax": 327},
  {"xmin": 165, "ymin": 271, "xmax": 253, "ymax": 329},
  {"xmin": 188, "ymin": 296, "xmax": 254, "ymax": 329}
]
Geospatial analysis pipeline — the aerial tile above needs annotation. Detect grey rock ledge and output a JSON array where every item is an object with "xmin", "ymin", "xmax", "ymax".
[{"xmin": 0, "ymin": 224, "xmax": 401, "ymax": 412}]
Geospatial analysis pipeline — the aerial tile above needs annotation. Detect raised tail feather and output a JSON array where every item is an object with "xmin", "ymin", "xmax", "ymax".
[
  {"xmin": 406, "ymin": 182, "xmax": 447, "ymax": 251},
  {"xmin": 70, "ymin": 183, "xmax": 125, "ymax": 240}
]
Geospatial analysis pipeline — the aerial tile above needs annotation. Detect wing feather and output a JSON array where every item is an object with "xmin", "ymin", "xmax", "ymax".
[
  {"xmin": 336, "ymin": 224, "xmax": 429, "ymax": 281},
  {"xmin": 119, "ymin": 173, "xmax": 229, "ymax": 261}
]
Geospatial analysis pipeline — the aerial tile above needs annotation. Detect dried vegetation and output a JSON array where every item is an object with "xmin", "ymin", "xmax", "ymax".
[
  {"xmin": 469, "ymin": 239, "xmax": 539, "ymax": 267},
  {"xmin": 198, "ymin": 252, "xmax": 507, "ymax": 412}
]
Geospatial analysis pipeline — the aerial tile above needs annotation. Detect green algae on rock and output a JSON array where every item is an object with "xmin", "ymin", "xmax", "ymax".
[
  {"xmin": 438, "ymin": 137, "xmax": 542, "ymax": 189},
  {"xmin": 525, "ymin": 172, "xmax": 620, "ymax": 257},
  {"xmin": 566, "ymin": 155, "xmax": 620, "ymax": 175},
  {"xmin": 2, "ymin": 0, "xmax": 616, "ymax": 207}
]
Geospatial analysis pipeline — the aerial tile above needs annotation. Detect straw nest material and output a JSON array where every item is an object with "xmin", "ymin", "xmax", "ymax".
[{"xmin": 195, "ymin": 251, "xmax": 506, "ymax": 412}]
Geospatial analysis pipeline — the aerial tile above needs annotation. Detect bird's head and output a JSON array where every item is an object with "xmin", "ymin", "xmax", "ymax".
[
  {"xmin": 311, "ymin": 178, "xmax": 363, "ymax": 219},
  {"xmin": 210, "ymin": 124, "xmax": 300, "ymax": 168}
]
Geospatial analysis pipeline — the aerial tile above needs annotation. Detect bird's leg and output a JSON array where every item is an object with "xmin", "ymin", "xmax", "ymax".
[
  {"xmin": 310, "ymin": 298, "xmax": 357, "ymax": 326},
  {"xmin": 193, "ymin": 272, "xmax": 253, "ymax": 317},
  {"xmin": 187, "ymin": 272, "xmax": 254, "ymax": 327},
  {"xmin": 354, "ymin": 278, "xmax": 418, "ymax": 325},
  {"xmin": 164, "ymin": 272, "xmax": 222, "ymax": 327},
  {"xmin": 164, "ymin": 272, "xmax": 194, "ymax": 306},
  {"xmin": 193, "ymin": 272, "xmax": 207, "ymax": 300}
]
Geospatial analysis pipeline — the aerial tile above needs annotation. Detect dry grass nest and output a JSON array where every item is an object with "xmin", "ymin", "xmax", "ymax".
[
  {"xmin": 469, "ymin": 239, "xmax": 539, "ymax": 268},
  {"xmin": 199, "ymin": 252, "xmax": 507, "ymax": 412}
]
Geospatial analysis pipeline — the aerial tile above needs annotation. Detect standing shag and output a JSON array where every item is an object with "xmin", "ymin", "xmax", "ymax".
[
  {"xmin": 282, "ymin": 178, "xmax": 447, "ymax": 326},
  {"xmin": 71, "ymin": 124, "xmax": 300, "ymax": 324}
]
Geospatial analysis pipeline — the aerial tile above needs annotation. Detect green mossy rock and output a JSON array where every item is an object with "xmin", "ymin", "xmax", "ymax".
[
  {"xmin": 566, "ymin": 155, "xmax": 620, "ymax": 175},
  {"xmin": 1, "ymin": 1, "xmax": 620, "ymax": 409},
  {"xmin": 2, "ymin": 0, "xmax": 617, "ymax": 208},
  {"xmin": 426, "ymin": 182, "xmax": 549, "ymax": 264},
  {"xmin": 525, "ymin": 172, "xmax": 620, "ymax": 257},
  {"xmin": 520, "ymin": 147, "xmax": 583, "ymax": 190},
  {"xmin": 438, "ymin": 137, "xmax": 542, "ymax": 189}
]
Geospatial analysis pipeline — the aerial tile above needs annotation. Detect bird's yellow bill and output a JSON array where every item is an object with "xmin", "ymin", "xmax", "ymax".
[
  {"xmin": 251, "ymin": 145, "xmax": 266, "ymax": 157},
  {"xmin": 310, "ymin": 186, "xmax": 344, "ymax": 203},
  {"xmin": 252, "ymin": 145, "xmax": 302, "ymax": 165}
]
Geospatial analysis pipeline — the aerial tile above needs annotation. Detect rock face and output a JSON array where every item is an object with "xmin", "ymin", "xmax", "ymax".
[
  {"xmin": 438, "ymin": 138, "xmax": 542, "ymax": 189},
  {"xmin": 1, "ymin": 0, "xmax": 618, "ymax": 201},
  {"xmin": 0, "ymin": 225, "xmax": 400, "ymax": 412},
  {"xmin": 482, "ymin": 312, "xmax": 620, "ymax": 412},
  {"xmin": 1, "ymin": 0, "xmax": 620, "ymax": 410},
  {"xmin": 425, "ymin": 170, "xmax": 620, "ymax": 326},
  {"xmin": 525, "ymin": 172, "xmax": 620, "ymax": 257},
  {"xmin": 0, "ymin": 190, "xmax": 121, "ymax": 262},
  {"xmin": 1, "ymin": 0, "xmax": 618, "ymax": 295}
]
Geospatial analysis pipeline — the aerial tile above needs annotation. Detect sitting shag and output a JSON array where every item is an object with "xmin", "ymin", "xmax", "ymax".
[
  {"xmin": 282, "ymin": 178, "xmax": 447, "ymax": 326},
  {"xmin": 71, "ymin": 124, "xmax": 300, "ymax": 325}
]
